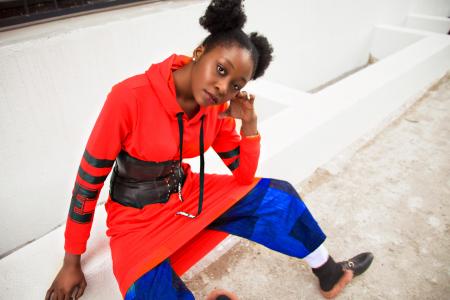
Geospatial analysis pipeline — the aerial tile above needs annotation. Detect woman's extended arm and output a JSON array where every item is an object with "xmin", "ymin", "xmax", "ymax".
[
  {"xmin": 46, "ymin": 82, "xmax": 137, "ymax": 299},
  {"xmin": 64, "ymin": 83, "xmax": 137, "ymax": 255}
]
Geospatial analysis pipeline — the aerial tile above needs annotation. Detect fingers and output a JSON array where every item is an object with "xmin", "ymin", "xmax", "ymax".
[
  {"xmin": 238, "ymin": 90, "xmax": 252, "ymax": 100},
  {"xmin": 46, "ymin": 287, "xmax": 82, "ymax": 300},
  {"xmin": 45, "ymin": 288, "xmax": 53, "ymax": 300},
  {"xmin": 75, "ymin": 280, "xmax": 87, "ymax": 299},
  {"xmin": 56, "ymin": 290, "xmax": 64, "ymax": 300},
  {"xmin": 238, "ymin": 91, "xmax": 255, "ymax": 106},
  {"xmin": 221, "ymin": 90, "xmax": 257, "ymax": 121},
  {"xmin": 69, "ymin": 286, "xmax": 78, "ymax": 300},
  {"xmin": 45, "ymin": 287, "xmax": 60, "ymax": 300},
  {"xmin": 218, "ymin": 109, "xmax": 231, "ymax": 119},
  {"xmin": 242, "ymin": 90, "xmax": 251, "ymax": 100},
  {"xmin": 64, "ymin": 291, "xmax": 71, "ymax": 300}
]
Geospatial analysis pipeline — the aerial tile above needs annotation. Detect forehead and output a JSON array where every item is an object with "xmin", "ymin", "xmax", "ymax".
[{"xmin": 206, "ymin": 45, "xmax": 254, "ymax": 81}]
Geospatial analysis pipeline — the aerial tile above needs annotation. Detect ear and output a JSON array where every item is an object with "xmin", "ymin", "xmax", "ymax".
[{"xmin": 193, "ymin": 45, "xmax": 205, "ymax": 61}]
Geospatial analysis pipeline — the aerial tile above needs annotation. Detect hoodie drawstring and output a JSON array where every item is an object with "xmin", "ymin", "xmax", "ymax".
[{"xmin": 175, "ymin": 112, "xmax": 205, "ymax": 218}]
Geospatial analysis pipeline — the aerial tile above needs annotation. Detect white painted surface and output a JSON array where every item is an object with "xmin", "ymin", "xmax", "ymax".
[
  {"xmin": 0, "ymin": 206, "xmax": 121, "ymax": 299},
  {"xmin": 410, "ymin": 0, "xmax": 450, "ymax": 17},
  {"xmin": 0, "ymin": 0, "xmax": 450, "ymax": 298},
  {"xmin": 259, "ymin": 35, "xmax": 450, "ymax": 185},
  {"xmin": 406, "ymin": 14, "xmax": 450, "ymax": 33},
  {"xmin": 370, "ymin": 25, "xmax": 430, "ymax": 59},
  {"xmin": 245, "ymin": 0, "xmax": 414, "ymax": 91}
]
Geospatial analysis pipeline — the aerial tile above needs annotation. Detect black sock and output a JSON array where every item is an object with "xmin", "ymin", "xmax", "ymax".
[{"xmin": 312, "ymin": 256, "xmax": 344, "ymax": 291}]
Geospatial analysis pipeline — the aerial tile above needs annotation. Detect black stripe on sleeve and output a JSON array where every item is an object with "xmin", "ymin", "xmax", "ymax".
[
  {"xmin": 78, "ymin": 166, "xmax": 108, "ymax": 184},
  {"xmin": 83, "ymin": 150, "xmax": 115, "ymax": 168},
  {"xmin": 73, "ymin": 183, "xmax": 99, "ymax": 199},
  {"xmin": 217, "ymin": 146, "xmax": 240, "ymax": 159},
  {"xmin": 68, "ymin": 196, "xmax": 93, "ymax": 224},
  {"xmin": 227, "ymin": 158, "xmax": 240, "ymax": 171}
]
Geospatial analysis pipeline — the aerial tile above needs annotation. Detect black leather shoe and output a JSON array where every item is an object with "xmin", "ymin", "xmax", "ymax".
[{"xmin": 338, "ymin": 252, "xmax": 374, "ymax": 276}]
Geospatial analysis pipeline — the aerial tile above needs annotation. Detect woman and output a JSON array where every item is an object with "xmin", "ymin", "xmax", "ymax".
[{"xmin": 46, "ymin": 0, "xmax": 373, "ymax": 299}]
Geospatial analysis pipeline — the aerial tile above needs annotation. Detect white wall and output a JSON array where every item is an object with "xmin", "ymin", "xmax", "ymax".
[
  {"xmin": 244, "ymin": 0, "xmax": 414, "ymax": 91},
  {"xmin": 1, "ymin": 0, "xmax": 449, "ymax": 257},
  {"xmin": 406, "ymin": 14, "xmax": 450, "ymax": 33},
  {"xmin": 410, "ymin": 0, "xmax": 450, "ymax": 17},
  {"xmin": 370, "ymin": 25, "xmax": 429, "ymax": 59}
]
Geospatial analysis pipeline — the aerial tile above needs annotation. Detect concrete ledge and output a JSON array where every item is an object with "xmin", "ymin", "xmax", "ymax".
[
  {"xmin": 370, "ymin": 24, "xmax": 438, "ymax": 59},
  {"xmin": 0, "ymin": 207, "xmax": 119, "ymax": 299},
  {"xmin": 259, "ymin": 34, "xmax": 450, "ymax": 184},
  {"xmin": 406, "ymin": 13, "xmax": 450, "ymax": 34}
]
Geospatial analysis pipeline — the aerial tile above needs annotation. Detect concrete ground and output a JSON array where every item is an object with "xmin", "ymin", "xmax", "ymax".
[{"xmin": 184, "ymin": 74, "xmax": 450, "ymax": 300}]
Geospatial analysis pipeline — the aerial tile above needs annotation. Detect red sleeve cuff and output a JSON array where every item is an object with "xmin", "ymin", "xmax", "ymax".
[
  {"xmin": 64, "ymin": 241, "xmax": 87, "ymax": 255},
  {"xmin": 240, "ymin": 130, "xmax": 261, "ymax": 144},
  {"xmin": 240, "ymin": 128, "xmax": 260, "ymax": 138},
  {"xmin": 239, "ymin": 131, "xmax": 261, "ymax": 156}
]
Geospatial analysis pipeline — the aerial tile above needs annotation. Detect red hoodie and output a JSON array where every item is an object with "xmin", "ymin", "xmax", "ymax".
[{"xmin": 64, "ymin": 54, "xmax": 261, "ymax": 296}]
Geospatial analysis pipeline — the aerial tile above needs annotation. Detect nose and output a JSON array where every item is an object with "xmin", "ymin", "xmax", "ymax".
[{"xmin": 214, "ymin": 79, "xmax": 228, "ymax": 97}]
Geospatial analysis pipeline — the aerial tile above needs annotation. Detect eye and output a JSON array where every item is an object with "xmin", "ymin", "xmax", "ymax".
[
  {"xmin": 233, "ymin": 84, "xmax": 241, "ymax": 91},
  {"xmin": 217, "ymin": 64, "xmax": 226, "ymax": 76}
]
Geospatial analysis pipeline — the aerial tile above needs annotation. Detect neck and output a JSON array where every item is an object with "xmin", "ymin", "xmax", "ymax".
[{"xmin": 173, "ymin": 62, "xmax": 199, "ymax": 118}]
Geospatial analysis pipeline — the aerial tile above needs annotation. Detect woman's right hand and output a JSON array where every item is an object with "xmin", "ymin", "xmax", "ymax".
[{"xmin": 45, "ymin": 253, "xmax": 87, "ymax": 300}]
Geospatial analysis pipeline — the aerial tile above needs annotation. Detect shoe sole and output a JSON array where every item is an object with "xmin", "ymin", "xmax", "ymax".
[{"xmin": 320, "ymin": 270, "xmax": 353, "ymax": 299}]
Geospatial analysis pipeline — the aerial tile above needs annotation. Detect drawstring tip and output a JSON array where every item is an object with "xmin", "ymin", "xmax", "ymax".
[
  {"xmin": 176, "ymin": 211, "xmax": 196, "ymax": 218},
  {"xmin": 178, "ymin": 183, "xmax": 184, "ymax": 202}
]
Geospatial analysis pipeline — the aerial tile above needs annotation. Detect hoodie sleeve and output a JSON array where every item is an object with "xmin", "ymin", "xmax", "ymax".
[
  {"xmin": 212, "ymin": 116, "xmax": 261, "ymax": 185},
  {"xmin": 64, "ymin": 83, "xmax": 136, "ymax": 254}
]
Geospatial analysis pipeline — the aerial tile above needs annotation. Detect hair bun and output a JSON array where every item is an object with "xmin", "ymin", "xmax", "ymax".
[
  {"xmin": 249, "ymin": 32, "xmax": 274, "ymax": 79},
  {"xmin": 199, "ymin": 0, "xmax": 247, "ymax": 34}
]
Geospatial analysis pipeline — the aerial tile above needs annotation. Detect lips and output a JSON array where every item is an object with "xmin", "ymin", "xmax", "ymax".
[{"xmin": 204, "ymin": 90, "xmax": 219, "ymax": 105}]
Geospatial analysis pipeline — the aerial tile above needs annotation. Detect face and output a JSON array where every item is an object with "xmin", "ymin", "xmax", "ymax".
[{"xmin": 191, "ymin": 45, "xmax": 254, "ymax": 107}]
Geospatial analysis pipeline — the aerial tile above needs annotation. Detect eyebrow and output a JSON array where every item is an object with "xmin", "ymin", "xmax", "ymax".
[{"xmin": 224, "ymin": 58, "xmax": 248, "ymax": 83}]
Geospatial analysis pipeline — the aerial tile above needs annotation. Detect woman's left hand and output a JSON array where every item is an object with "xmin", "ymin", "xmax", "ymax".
[{"xmin": 218, "ymin": 91, "xmax": 257, "ymax": 123}]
